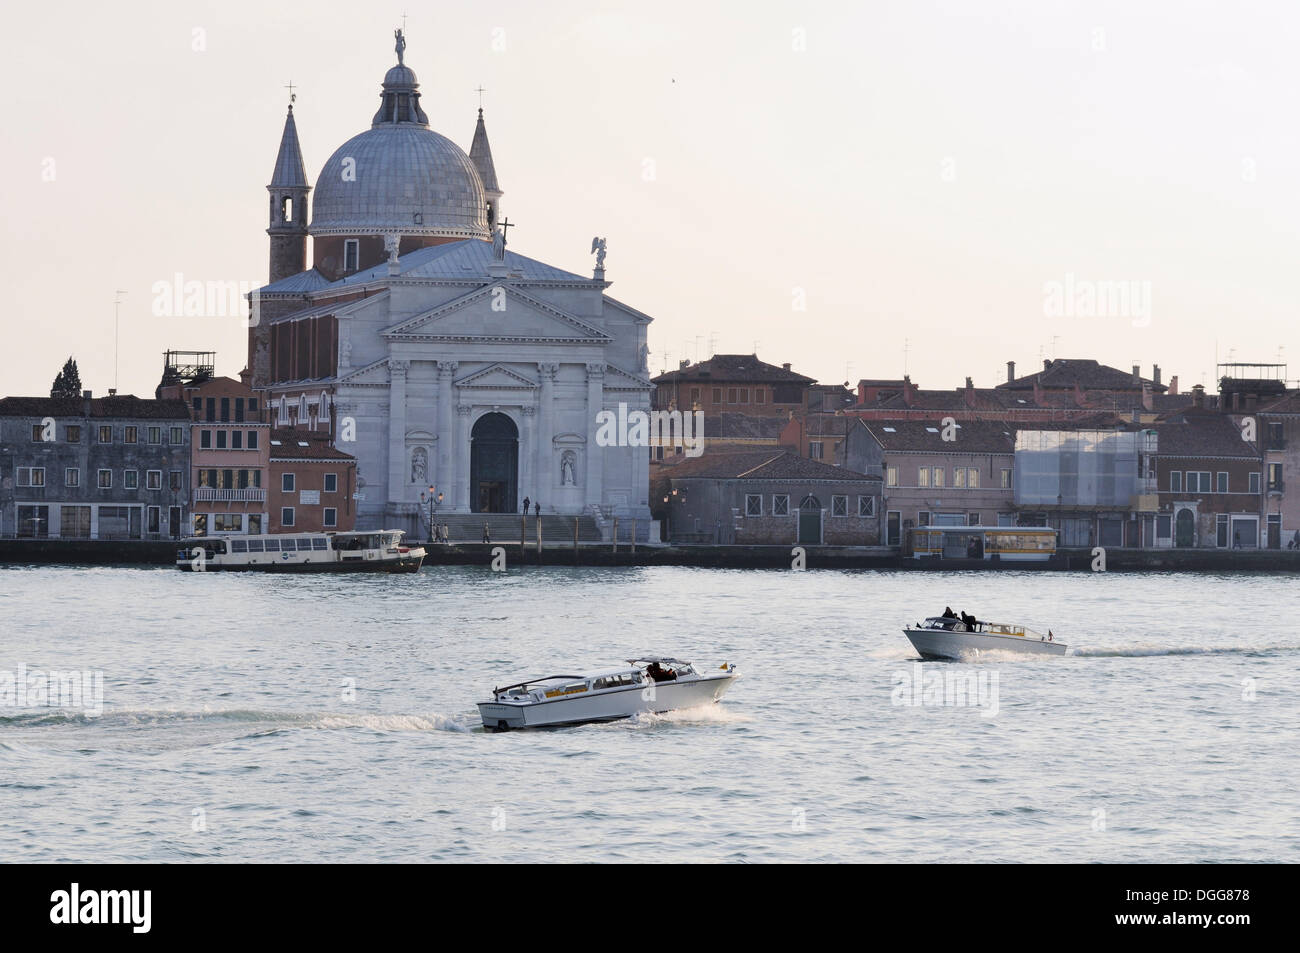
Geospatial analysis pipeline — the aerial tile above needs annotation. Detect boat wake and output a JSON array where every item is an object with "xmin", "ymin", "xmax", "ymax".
[
  {"xmin": 623, "ymin": 704, "xmax": 751, "ymax": 729},
  {"xmin": 0, "ymin": 707, "xmax": 477, "ymax": 734},
  {"xmin": 1071, "ymin": 644, "xmax": 1300, "ymax": 659}
]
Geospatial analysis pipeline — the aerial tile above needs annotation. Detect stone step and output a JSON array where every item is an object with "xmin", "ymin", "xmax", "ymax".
[{"xmin": 419, "ymin": 513, "xmax": 603, "ymax": 543}]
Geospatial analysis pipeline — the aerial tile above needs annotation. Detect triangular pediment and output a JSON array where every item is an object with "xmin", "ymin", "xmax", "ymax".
[
  {"xmin": 454, "ymin": 363, "xmax": 538, "ymax": 390},
  {"xmin": 603, "ymin": 363, "xmax": 652, "ymax": 389},
  {"xmin": 335, "ymin": 357, "xmax": 390, "ymax": 385},
  {"xmin": 382, "ymin": 284, "xmax": 611, "ymax": 344}
]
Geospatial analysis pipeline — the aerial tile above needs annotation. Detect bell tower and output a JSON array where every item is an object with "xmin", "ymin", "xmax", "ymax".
[{"xmin": 267, "ymin": 102, "xmax": 311, "ymax": 283}]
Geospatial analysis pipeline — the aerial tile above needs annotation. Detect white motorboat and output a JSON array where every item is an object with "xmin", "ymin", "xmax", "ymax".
[
  {"xmin": 903, "ymin": 616, "xmax": 1067, "ymax": 660},
  {"xmin": 175, "ymin": 530, "xmax": 426, "ymax": 573},
  {"xmin": 477, "ymin": 657, "xmax": 738, "ymax": 730}
]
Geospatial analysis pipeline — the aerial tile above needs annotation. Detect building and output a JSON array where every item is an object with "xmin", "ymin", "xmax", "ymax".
[
  {"xmin": 247, "ymin": 32, "xmax": 652, "ymax": 538},
  {"xmin": 652, "ymin": 354, "xmax": 814, "ymax": 418},
  {"xmin": 158, "ymin": 361, "xmax": 272, "ymax": 537},
  {"xmin": 0, "ymin": 393, "xmax": 190, "ymax": 539},
  {"xmin": 1258, "ymin": 390, "xmax": 1299, "ymax": 548},
  {"xmin": 860, "ymin": 420, "xmax": 1017, "ymax": 547},
  {"xmin": 268, "ymin": 428, "xmax": 357, "ymax": 533},
  {"xmin": 655, "ymin": 449, "xmax": 881, "ymax": 546},
  {"xmin": 1154, "ymin": 405, "xmax": 1263, "ymax": 548}
]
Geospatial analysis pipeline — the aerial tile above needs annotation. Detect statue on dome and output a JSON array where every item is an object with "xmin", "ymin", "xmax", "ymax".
[
  {"xmin": 384, "ymin": 233, "xmax": 401, "ymax": 264},
  {"xmin": 590, "ymin": 236, "xmax": 607, "ymax": 270},
  {"xmin": 492, "ymin": 226, "xmax": 506, "ymax": 261},
  {"xmin": 395, "ymin": 29, "xmax": 406, "ymax": 66}
]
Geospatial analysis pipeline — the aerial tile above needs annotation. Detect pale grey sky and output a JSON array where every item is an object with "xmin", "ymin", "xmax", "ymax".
[{"xmin": 2, "ymin": 0, "xmax": 1297, "ymax": 398}]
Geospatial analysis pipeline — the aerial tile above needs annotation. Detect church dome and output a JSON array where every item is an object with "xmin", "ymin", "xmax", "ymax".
[{"xmin": 309, "ymin": 48, "xmax": 489, "ymax": 241}]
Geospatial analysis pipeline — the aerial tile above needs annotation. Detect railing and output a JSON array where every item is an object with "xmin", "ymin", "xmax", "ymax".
[{"xmin": 193, "ymin": 488, "xmax": 266, "ymax": 502}]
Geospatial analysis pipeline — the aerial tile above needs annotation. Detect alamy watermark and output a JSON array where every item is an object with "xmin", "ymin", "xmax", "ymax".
[
  {"xmin": 890, "ymin": 663, "xmax": 999, "ymax": 718},
  {"xmin": 595, "ymin": 403, "xmax": 705, "ymax": 457},
  {"xmin": 151, "ymin": 272, "xmax": 263, "ymax": 325},
  {"xmin": 0, "ymin": 664, "xmax": 104, "ymax": 717},
  {"xmin": 1043, "ymin": 273, "xmax": 1151, "ymax": 328}
]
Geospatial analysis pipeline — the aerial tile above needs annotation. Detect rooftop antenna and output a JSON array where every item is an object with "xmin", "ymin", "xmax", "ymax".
[
  {"xmin": 752, "ymin": 339, "xmax": 760, "ymax": 355},
  {"xmin": 708, "ymin": 331, "xmax": 718, "ymax": 356},
  {"xmin": 113, "ymin": 290, "xmax": 127, "ymax": 392},
  {"xmin": 903, "ymin": 337, "xmax": 910, "ymax": 377},
  {"xmin": 1051, "ymin": 335, "xmax": 1060, "ymax": 360}
]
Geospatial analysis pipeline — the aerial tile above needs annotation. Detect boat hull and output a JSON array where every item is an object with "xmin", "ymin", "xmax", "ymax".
[
  {"xmin": 903, "ymin": 628, "xmax": 1067, "ymax": 660},
  {"xmin": 176, "ymin": 553, "xmax": 424, "ymax": 573},
  {"xmin": 478, "ymin": 673, "xmax": 736, "ymax": 730}
]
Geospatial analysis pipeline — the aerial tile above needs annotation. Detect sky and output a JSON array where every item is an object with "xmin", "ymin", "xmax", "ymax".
[{"xmin": 2, "ymin": 0, "xmax": 1298, "ymax": 399}]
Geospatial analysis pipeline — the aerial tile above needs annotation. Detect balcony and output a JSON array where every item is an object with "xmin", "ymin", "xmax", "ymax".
[{"xmin": 194, "ymin": 488, "xmax": 266, "ymax": 502}]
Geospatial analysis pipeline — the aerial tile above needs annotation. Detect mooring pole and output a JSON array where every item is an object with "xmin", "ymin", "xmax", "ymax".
[{"xmin": 612, "ymin": 517, "xmax": 618, "ymax": 553}]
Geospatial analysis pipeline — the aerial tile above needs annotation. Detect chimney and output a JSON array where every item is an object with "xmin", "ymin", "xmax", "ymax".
[
  {"xmin": 1142, "ymin": 382, "xmax": 1153, "ymax": 412},
  {"xmin": 1192, "ymin": 384, "xmax": 1205, "ymax": 409},
  {"xmin": 1044, "ymin": 359, "xmax": 1051, "ymax": 371},
  {"xmin": 782, "ymin": 362, "xmax": 792, "ymax": 371},
  {"xmin": 1131, "ymin": 365, "xmax": 1140, "ymax": 386},
  {"xmin": 902, "ymin": 374, "xmax": 914, "ymax": 407},
  {"xmin": 1169, "ymin": 375, "xmax": 1179, "ymax": 395},
  {"xmin": 1032, "ymin": 378, "xmax": 1043, "ymax": 405},
  {"xmin": 82, "ymin": 389, "xmax": 91, "ymax": 417},
  {"xmin": 1006, "ymin": 361, "xmax": 1016, "ymax": 383},
  {"xmin": 1153, "ymin": 364, "xmax": 1161, "ymax": 387},
  {"xmin": 964, "ymin": 376, "xmax": 975, "ymax": 408},
  {"xmin": 679, "ymin": 359, "xmax": 689, "ymax": 369}
]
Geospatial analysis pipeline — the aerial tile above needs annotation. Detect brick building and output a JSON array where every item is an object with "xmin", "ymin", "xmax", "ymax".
[{"xmin": 268, "ymin": 429, "xmax": 357, "ymax": 533}]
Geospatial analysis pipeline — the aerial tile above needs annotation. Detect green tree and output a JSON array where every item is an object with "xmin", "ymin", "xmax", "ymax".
[{"xmin": 50, "ymin": 357, "xmax": 82, "ymax": 398}]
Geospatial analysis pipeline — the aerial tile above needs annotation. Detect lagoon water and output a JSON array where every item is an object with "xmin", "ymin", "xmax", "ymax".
[{"xmin": 1, "ymin": 564, "xmax": 1296, "ymax": 862}]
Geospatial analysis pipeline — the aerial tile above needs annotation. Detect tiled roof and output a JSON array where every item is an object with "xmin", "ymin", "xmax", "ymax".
[
  {"xmin": 653, "ymin": 354, "xmax": 816, "ymax": 385},
  {"xmin": 0, "ymin": 395, "xmax": 191, "ymax": 420},
  {"xmin": 267, "ymin": 428, "xmax": 356, "ymax": 462},
  {"xmin": 1154, "ymin": 411, "xmax": 1259, "ymax": 458},
  {"xmin": 664, "ymin": 449, "xmax": 877, "ymax": 482},
  {"xmin": 998, "ymin": 358, "xmax": 1164, "ymax": 392},
  {"xmin": 863, "ymin": 419, "xmax": 1016, "ymax": 453},
  {"xmin": 1259, "ymin": 391, "xmax": 1300, "ymax": 415},
  {"xmin": 336, "ymin": 240, "xmax": 588, "ymax": 285},
  {"xmin": 259, "ymin": 267, "xmax": 333, "ymax": 295}
]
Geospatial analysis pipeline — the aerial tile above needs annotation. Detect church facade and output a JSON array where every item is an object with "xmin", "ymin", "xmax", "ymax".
[{"xmin": 247, "ymin": 33, "xmax": 653, "ymax": 534}]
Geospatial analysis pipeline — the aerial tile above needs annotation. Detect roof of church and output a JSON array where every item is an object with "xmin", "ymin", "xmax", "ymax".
[
  {"xmin": 270, "ymin": 106, "xmax": 309, "ymax": 190},
  {"xmin": 336, "ymin": 240, "xmax": 589, "ymax": 284},
  {"xmin": 260, "ymin": 267, "xmax": 333, "ymax": 294},
  {"xmin": 663, "ymin": 449, "xmax": 879, "ymax": 482}
]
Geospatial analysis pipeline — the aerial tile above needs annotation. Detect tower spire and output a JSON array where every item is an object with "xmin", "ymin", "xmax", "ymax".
[{"xmin": 470, "ymin": 104, "xmax": 503, "ymax": 226}]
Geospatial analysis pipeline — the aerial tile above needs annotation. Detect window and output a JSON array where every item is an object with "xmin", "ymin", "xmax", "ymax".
[
  {"xmin": 343, "ymin": 239, "xmax": 359, "ymax": 272},
  {"xmin": 772, "ymin": 494, "xmax": 790, "ymax": 516},
  {"xmin": 755, "ymin": 389, "xmax": 766, "ymax": 405},
  {"xmin": 98, "ymin": 469, "xmax": 112, "ymax": 488},
  {"xmin": 1266, "ymin": 464, "xmax": 1281, "ymax": 491},
  {"xmin": 1000, "ymin": 468, "xmax": 1012, "ymax": 489},
  {"xmin": 1216, "ymin": 472, "xmax": 1228, "ymax": 493},
  {"xmin": 61, "ymin": 506, "xmax": 91, "ymax": 538},
  {"xmin": 282, "ymin": 473, "xmax": 296, "ymax": 493},
  {"xmin": 148, "ymin": 426, "xmax": 161, "ymax": 444},
  {"xmin": 832, "ymin": 495, "xmax": 848, "ymax": 517},
  {"xmin": 1267, "ymin": 422, "xmax": 1285, "ymax": 450},
  {"xmin": 281, "ymin": 507, "xmax": 295, "ymax": 527},
  {"xmin": 124, "ymin": 470, "xmax": 139, "ymax": 490},
  {"xmin": 214, "ymin": 514, "xmax": 242, "ymax": 533},
  {"xmin": 98, "ymin": 425, "xmax": 112, "ymax": 443},
  {"xmin": 248, "ymin": 514, "xmax": 263, "ymax": 534},
  {"xmin": 738, "ymin": 388, "xmax": 749, "ymax": 403},
  {"xmin": 65, "ymin": 467, "xmax": 80, "ymax": 487},
  {"xmin": 17, "ymin": 467, "xmax": 45, "ymax": 487},
  {"xmin": 919, "ymin": 511, "xmax": 931, "ymax": 526},
  {"xmin": 932, "ymin": 468, "xmax": 945, "ymax": 488},
  {"xmin": 170, "ymin": 470, "xmax": 183, "ymax": 491},
  {"xmin": 688, "ymin": 387, "xmax": 701, "ymax": 405},
  {"xmin": 1217, "ymin": 514, "xmax": 1229, "ymax": 548},
  {"xmin": 30, "ymin": 424, "xmax": 44, "ymax": 441},
  {"xmin": 745, "ymin": 494, "xmax": 763, "ymax": 517},
  {"xmin": 205, "ymin": 397, "xmax": 216, "ymax": 422},
  {"xmin": 232, "ymin": 430, "xmax": 243, "ymax": 450},
  {"xmin": 66, "ymin": 425, "xmax": 81, "ymax": 442},
  {"xmin": 1186, "ymin": 471, "xmax": 1211, "ymax": 493},
  {"xmin": 858, "ymin": 496, "xmax": 875, "ymax": 517},
  {"xmin": 887, "ymin": 511, "xmax": 902, "ymax": 546},
  {"xmin": 324, "ymin": 508, "xmax": 338, "ymax": 528},
  {"xmin": 248, "ymin": 430, "xmax": 259, "ymax": 450},
  {"xmin": 17, "ymin": 505, "xmax": 50, "ymax": 538},
  {"xmin": 728, "ymin": 387, "xmax": 738, "ymax": 404},
  {"xmin": 192, "ymin": 514, "xmax": 208, "ymax": 537},
  {"xmin": 147, "ymin": 470, "xmax": 162, "ymax": 490},
  {"xmin": 170, "ymin": 426, "xmax": 183, "ymax": 445},
  {"xmin": 124, "ymin": 426, "xmax": 138, "ymax": 444},
  {"xmin": 1170, "ymin": 471, "xmax": 1183, "ymax": 492},
  {"xmin": 918, "ymin": 467, "xmax": 930, "ymax": 488},
  {"xmin": 324, "ymin": 473, "xmax": 338, "ymax": 493},
  {"xmin": 968, "ymin": 512, "xmax": 981, "ymax": 527},
  {"xmin": 1250, "ymin": 471, "xmax": 1262, "ymax": 494},
  {"xmin": 200, "ymin": 430, "xmax": 212, "ymax": 449},
  {"xmin": 220, "ymin": 397, "xmax": 230, "ymax": 422},
  {"xmin": 886, "ymin": 466, "xmax": 898, "ymax": 487},
  {"xmin": 147, "ymin": 506, "xmax": 161, "ymax": 535},
  {"xmin": 235, "ymin": 397, "xmax": 245, "ymax": 422},
  {"xmin": 216, "ymin": 430, "xmax": 228, "ymax": 450},
  {"xmin": 954, "ymin": 468, "xmax": 966, "ymax": 488},
  {"xmin": 809, "ymin": 441, "xmax": 823, "ymax": 460},
  {"xmin": 712, "ymin": 388, "xmax": 722, "ymax": 404}
]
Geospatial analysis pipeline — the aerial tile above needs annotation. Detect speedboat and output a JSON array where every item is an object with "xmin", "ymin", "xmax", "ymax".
[
  {"xmin": 477, "ymin": 657, "xmax": 738, "ymax": 730},
  {"xmin": 903, "ymin": 616, "xmax": 1067, "ymax": 660}
]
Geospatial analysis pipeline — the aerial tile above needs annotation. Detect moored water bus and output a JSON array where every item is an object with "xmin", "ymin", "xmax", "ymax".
[
  {"xmin": 175, "ymin": 530, "xmax": 425, "ymax": 573},
  {"xmin": 906, "ymin": 526, "xmax": 1057, "ymax": 561}
]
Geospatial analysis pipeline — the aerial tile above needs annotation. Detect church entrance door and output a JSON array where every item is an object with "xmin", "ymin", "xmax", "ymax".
[{"xmin": 470, "ymin": 412, "xmax": 518, "ymax": 513}]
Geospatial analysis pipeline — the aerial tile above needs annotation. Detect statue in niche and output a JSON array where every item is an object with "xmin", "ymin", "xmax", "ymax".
[
  {"xmin": 561, "ymin": 449, "xmax": 578, "ymax": 486},
  {"xmin": 638, "ymin": 344, "xmax": 649, "ymax": 372},
  {"xmin": 410, "ymin": 447, "xmax": 427, "ymax": 484}
]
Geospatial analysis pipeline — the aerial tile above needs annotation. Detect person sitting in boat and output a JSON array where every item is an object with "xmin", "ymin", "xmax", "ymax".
[
  {"xmin": 960, "ymin": 610, "xmax": 978, "ymax": 629},
  {"xmin": 942, "ymin": 606, "xmax": 957, "ymax": 619},
  {"xmin": 646, "ymin": 661, "xmax": 676, "ymax": 683}
]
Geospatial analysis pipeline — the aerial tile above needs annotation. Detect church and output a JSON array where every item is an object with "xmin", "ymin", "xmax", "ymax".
[{"xmin": 246, "ymin": 31, "xmax": 653, "ymax": 537}]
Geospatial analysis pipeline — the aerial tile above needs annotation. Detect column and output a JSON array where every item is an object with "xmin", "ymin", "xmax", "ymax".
[
  {"xmin": 455, "ymin": 403, "xmax": 472, "ymax": 511},
  {"xmin": 585, "ymin": 362, "xmax": 605, "ymax": 508},
  {"xmin": 435, "ymin": 360, "xmax": 457, "ymax": 500},
  {"xmin": 387, "ymin": 360, "xmax": 408, "ymax": 507},
  {"xmin": 537, "ymin": 363, "xmax": 557, "ymax": 506},
  {"xmin": 521, "ymin": 405, "xmax": 537, "ymax": 505}
]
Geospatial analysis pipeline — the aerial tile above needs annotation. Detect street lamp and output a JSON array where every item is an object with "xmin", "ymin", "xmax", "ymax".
[{"xmin": 420, "ymin": 486, "xmax": 443, "ymax": 544}]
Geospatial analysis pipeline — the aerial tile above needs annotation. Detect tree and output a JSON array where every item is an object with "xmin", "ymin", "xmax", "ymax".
[{"xmin": 50, "ymin": 357, "xmax": 82, "ymax": 399}]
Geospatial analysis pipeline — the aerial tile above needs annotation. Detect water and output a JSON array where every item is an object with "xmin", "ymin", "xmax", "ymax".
[{"xmin": 1, "ymin": 564, "xmax": 1296, "ymax": 862}]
